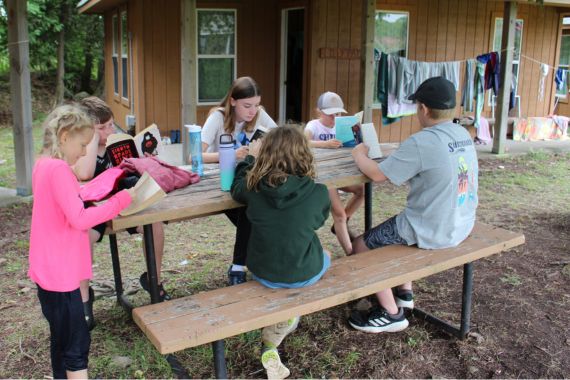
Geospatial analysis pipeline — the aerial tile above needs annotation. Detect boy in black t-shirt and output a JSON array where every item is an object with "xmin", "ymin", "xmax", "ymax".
[{"xmin": 73, "ymin": 97, "xmax": 169, "ymax": 330}]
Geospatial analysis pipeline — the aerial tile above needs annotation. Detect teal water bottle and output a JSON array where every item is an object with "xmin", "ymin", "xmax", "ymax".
[
  {"xmin": 219, "ymin": 134, "xmax": 236, "ymax": 191},
  {"xmin": 186, "ymin": 124, "xmax": 203, "ymax": 176}
]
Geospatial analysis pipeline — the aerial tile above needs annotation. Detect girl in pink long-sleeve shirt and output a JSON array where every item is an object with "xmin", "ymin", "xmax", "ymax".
[{"xmin": 28, "ymin": 105, "xmax": 132, "ymax": 379}]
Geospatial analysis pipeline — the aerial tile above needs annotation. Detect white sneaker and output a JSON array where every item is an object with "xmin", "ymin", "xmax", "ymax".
[
  {"xmin": 261, "ymin": 349, "xmax": 290, "ymax": 379},
  {"xmin": 348, "ymin": 307, "xmax": 409, "ymax": 333}
]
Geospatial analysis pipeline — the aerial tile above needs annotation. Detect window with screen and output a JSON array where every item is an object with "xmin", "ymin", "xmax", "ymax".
[
  {"xmin": 556, "ymin": 20, "xmax": 570, "ymax": 98},
  {"xmin": 373, "ymin": 11, "xmax": 409, "ymax": 105},
  {"xmin": 112, "ymin": 13, "xmax": 119, "ymax": 96},
  {"xmin": 120, "ymin": 10, "xmax": 129, "ymax": 101},
  {"xmin": 196, "ymin": 9, "xmax": 236, "ymax": 104}
]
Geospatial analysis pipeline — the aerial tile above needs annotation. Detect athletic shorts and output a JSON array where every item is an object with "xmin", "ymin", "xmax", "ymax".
[
  {"xmin": 362, "ymin": 215, "xmax": 408, "ymax": 249},
  {"xmin": 37, "ymin": 285, "xmax": 90, "ymax": 378},
  {"xmin": 252, "ymin": 251, "xmax": 331, "ymax": 289}
]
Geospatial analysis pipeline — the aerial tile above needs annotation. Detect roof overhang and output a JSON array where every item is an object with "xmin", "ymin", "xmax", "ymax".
[
  {"xmin": 77, "ymin": 0, "xmax": 127, "ymax": 14},
  {"xmin": 518, "ymin": 0, "xmax": 570, "ymax": 7}
]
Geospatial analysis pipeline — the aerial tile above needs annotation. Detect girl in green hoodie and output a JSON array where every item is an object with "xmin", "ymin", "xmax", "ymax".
[{"xmin": 231, "ymin": 126, "xmax": 331, "ymax": 379}]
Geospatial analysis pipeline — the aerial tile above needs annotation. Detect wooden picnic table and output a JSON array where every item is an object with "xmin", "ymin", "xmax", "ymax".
[{"xmin": 107, "ymin": 147, "xmax": 394, "ymax": 307}]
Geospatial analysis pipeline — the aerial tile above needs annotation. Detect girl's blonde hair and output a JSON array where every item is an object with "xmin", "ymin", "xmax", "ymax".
[
  {"xmin": 42, "ymin": 104, "xmax": 93, "ymax": 159},
  {"xmin": 246, "ymin": 126, "xmax": 316, "ymax": 191},
  {"xmin": 208, "ymin": 76, "xmax": 262, "ymax": 134}
]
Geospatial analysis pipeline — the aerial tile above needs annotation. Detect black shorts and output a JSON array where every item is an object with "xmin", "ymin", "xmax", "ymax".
[
  {"xmin": 37, "ymin": 285, "xmax": 91, "ymax": 378},
  {"xmin": 92, "ymin": 222, "xmax": 137, "ymax": 243},
  {"xmin": 362, "ymin": 215, "xmax": 408, "ymax": 249}
]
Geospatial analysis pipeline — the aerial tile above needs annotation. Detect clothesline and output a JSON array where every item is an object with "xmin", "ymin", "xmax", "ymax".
[{"xmin": 379, "ymin": 48, "xmax": 568, "ymax": 73}]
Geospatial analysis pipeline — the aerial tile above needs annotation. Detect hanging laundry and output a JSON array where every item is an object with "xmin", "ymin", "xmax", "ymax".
[
  {"xmin": 462, "ymin": 59, "xmax": 476, "ymax": 112},
  {"xmin": 555, "ymin": 68, "xmax": 567, "ymax": 91},
  {"xmin": 476, "ymin": 52, "xmax": 500, "ymax": 95},
  {"xmin": 474, "ymin": 61, "xmax": 486, "ymax": 129},
  {"xmin": 385, "ymin": 55, "xmax": 460, "ymax": 118},
  {"xmin": 375, "ymin": 52, "xmax": 402, "ymax": 125},
  {"xmin": 475, "ymin": 116, "xmax": 492, "ymax": 144},
  {"xmin": 538, "ymin": 63, "xmax": 549, "ymax": 101}
]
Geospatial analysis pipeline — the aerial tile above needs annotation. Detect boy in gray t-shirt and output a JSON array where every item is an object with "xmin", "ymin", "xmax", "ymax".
[{"xmin": 348, "ymin": 77, "xmax": 478, "ymax": 334}]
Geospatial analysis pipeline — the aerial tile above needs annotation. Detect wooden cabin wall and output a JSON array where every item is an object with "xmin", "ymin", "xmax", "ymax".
[
  {"xmin": 195, "ymin": 0, "xmax": 279, "ymax": 126},
  {"xmin": 307, "ymin": 0, "xmax": 363, "ymax": 120},
  {"xmin": 381, "ymin": 0, "xmax": 560, "ymax": 143},
  {"xmin": 307, "ymin": 0, "xmax": 562, "ymax": 143},
  {"xmin": 140, "ymin": 0, "xmax": 181, "ymax": 136}
]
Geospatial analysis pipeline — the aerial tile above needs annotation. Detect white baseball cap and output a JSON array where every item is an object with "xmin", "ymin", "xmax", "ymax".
[{"xmin": 317, "ymin": 92, "xmax": 347, "ymax": 115}]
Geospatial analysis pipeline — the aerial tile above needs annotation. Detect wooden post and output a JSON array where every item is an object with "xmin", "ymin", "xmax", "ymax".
[
  {"xmin": 181, "ymin": 0, "xmax": 198, "ymax": 165},
  {"xmin": 492, "ymin": 1, "xmax": 517, "ymax": 155},
  {"xmin": 359, "ymin": 0, "xmax": 375, "ymax": 124},
  {"xmin": 7, "ymin": 0, "xmax": 34, "ymax": 196}
]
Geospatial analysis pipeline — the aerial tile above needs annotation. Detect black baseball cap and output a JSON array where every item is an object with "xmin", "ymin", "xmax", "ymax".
[{"xmin": 407, "ymin": 77, "xmax": 456, "ymax": 109}]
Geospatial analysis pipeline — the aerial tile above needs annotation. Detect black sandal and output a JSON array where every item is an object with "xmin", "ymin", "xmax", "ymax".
[{"xmin": 139, "ymin": 272, "xmax": 172, "ymax": 301}]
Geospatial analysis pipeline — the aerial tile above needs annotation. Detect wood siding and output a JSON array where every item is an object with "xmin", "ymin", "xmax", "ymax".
[
  {"xmin": 195, "ymin": 0, "xmax": 280, "ymax": 126},
  {"xmin": 307, "ymin": 0, "xmax": 563, "ymax": 142},
  {"xmin": 102, "ymin": 0, "xmax": 565, "ymax": 141}
]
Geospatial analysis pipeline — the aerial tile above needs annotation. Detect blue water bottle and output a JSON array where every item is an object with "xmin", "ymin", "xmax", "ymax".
[
  {"xmin": 186, "ymin": 124, "xmax": 203, "ymax": 176},
  {"xmin": 219, "ymin": 134, "xmax": 236, "ymax": 191}
]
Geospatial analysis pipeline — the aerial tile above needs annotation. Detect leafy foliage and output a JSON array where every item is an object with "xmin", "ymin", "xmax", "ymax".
[{"xmin": 0, "ymin": 0, "xmax": 103, "ymax": 95}]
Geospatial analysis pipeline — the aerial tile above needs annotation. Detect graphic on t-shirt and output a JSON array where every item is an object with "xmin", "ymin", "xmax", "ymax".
[
  {"xmin": 318, "ymin": 132, "xmax": 336, "ymax": 141},
  {"xmin": 457, "ymin": 156, "xmax": 469, "ymax": 206}
]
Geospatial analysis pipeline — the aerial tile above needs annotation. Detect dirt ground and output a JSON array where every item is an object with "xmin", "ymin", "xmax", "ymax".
[{"xmin": 0, "ymin": 153, "xmax": 569, "ymax": 379}]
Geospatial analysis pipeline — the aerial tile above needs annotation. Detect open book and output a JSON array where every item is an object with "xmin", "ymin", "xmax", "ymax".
[
  {"xmin": 335, "ymin": 112, "xmax": 363, "ymax": 147},
  {"xmin": 119, "ymin": 171, "xmax": 166, "ymax": 216},
  {"xmin": 106, "ymin": 124, "xmax": 163, "ymax": 166},
  {"xmin": 360, "ymin": 123, "xmax": 383, "ymax": 159}
]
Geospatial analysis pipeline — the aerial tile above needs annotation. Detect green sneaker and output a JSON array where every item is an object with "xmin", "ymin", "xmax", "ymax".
[{"xmin": 261, "ymin": 349, "xmax": 290, "ymax": 379}]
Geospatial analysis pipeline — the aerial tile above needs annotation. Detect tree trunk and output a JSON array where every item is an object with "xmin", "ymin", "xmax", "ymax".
[
  {"xmin": 80, "ymin": 52, "xmax": 93, "ymax": 93},
  {"xmin": 53, "ymin": 1, "xmax": 70, "ymax": 107}
]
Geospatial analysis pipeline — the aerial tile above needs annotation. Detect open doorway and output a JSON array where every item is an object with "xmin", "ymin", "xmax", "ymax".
[{"xmin": 279, "ymin": 8, "xmax": 305, "ymax": 125}]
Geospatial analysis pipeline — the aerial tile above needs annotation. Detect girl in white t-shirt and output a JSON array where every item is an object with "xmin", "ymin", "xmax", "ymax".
[
  {"xmin": 304, "ymin": 92, "xmax": 364, "ymax": 255},
  {"xmin": 200, "ymin": 76, "xmax": 278, "ymax": 163},
  {"xmin": 200, "ymin": 77, "xmax": 278, "ymax": 285}
]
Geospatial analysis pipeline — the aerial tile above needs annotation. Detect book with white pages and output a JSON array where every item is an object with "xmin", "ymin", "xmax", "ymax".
[
  {"xmin": 360, "ymin": 123, "xmax": 383, "ymax": 159},
  {"xmin": 119, "ymin": 171, "xmax": 166, "ymax": 216}
]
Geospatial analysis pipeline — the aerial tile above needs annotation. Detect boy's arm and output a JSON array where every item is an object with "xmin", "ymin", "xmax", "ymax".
[
  {"xmin": 351, "ymin": 143, "xmax": 387, "ymax": 182},
  {"xmin": 73, "ymin": 132, "xmax": 100, "ymax": 180},
  {"xmin": 305, "ymin": 129, "xmax": 342, "ymax": 149}
]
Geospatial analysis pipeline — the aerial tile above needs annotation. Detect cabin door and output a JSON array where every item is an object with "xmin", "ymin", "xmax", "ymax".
[{"xmin": 278, "ymin": 7, "xmax": 305, "ymax": 125}]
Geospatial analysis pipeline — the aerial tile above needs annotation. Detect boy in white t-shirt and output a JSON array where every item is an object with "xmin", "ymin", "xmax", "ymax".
[{"xmin": 304, "ymin": 92, "xmax": 364, "ymax": 255}]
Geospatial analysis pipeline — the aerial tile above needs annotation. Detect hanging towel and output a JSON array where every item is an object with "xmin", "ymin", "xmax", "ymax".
[
  {"xmin": 376, "ymin": 52, "xmax": 402, "ymax": 125},
  {"xmin": 474, "ymin": 61, "xmax": 486, "ymax": 129},
  {"xmin": 462, "ymin": 59, "xmax": 476, "ymax": 112},
  {"xmin": 476, "ymin": 116, "xmax": 492, "ymax": 144},
  {"xmin": 539, "ymin": 63, "xmax": 549, "ymax": 101}
]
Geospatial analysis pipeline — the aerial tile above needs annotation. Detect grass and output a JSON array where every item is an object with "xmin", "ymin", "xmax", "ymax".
[
  {"xmin": 1, "ymin": 150, "xmax": 570, "ymax": 378},
  {"xmin": 0, "ymin": 123, "xmax": 44, "ymax": 188}
]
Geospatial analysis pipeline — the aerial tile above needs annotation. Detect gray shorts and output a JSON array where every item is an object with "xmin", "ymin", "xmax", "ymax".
[{"xmin": 362, "ymin": 215, "xmax": 408, "ymax": 249}]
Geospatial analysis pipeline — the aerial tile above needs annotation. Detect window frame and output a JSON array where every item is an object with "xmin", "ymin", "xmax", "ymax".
[
  {"xmin": 555, "ymin": 15, "xmax": 570, "ymax": 102},
  {"xmin": 120, "ymin": 8, "xmax": 129, "ymax": 104},
  {"xmin": 196, "ymin": 8, "xmax": 237, "ymax": 106},
  {"xmin": 489, "ymin": 16, "xmax": 524, "ymax": 107},
  {"xmin": 372, "ymin": 9, "xmax": 410, "ymax": 108},
  {"xmin": 111, "ymin": 12, "xmax": 119, "ymax": 98}
]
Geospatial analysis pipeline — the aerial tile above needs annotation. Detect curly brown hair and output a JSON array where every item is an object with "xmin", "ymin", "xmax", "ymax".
[{"xmin": 246, "ymin": 126, "xmax": 316, "ymax": 191}]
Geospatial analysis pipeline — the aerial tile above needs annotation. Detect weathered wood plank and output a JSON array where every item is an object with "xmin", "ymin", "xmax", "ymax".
[
  {"xmin": 110, "ymin": 146, "xmax": 395, "ymax": 230},
  {"xmin": 133, "ymin": 222, "xmax": 525, "ymax": 354}
]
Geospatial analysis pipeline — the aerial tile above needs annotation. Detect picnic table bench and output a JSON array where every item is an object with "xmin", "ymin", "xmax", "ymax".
[{"xmin": 133, "ymin": 222, "xmax": 525, "ymax": 378}]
